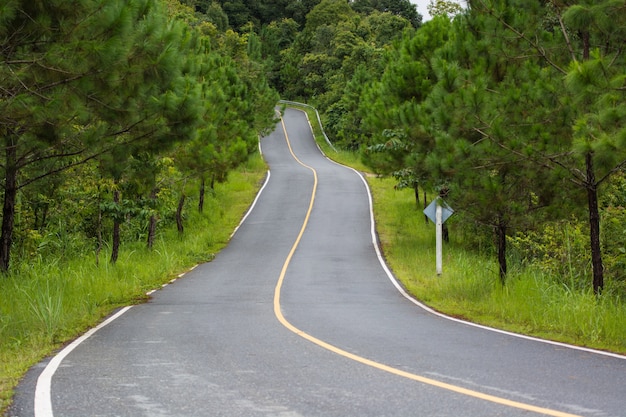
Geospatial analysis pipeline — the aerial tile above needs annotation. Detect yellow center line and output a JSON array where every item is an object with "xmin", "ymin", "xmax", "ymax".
[{"xmin": 272, "ymin": 116, "xmax": 582, "ymax": 417}]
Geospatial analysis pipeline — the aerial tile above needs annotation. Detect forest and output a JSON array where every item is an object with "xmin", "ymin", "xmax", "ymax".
[
  {"xmin": 1, "ymin": 0, "xmax": 420, "ymax": 278},
  {"xmin": 0, "ymin": 0, "xmax": 281, "ymax": 275}
]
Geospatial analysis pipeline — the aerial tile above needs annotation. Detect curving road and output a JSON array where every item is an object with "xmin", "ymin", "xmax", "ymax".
[{"xmin": 9, "ymin": 108, "xmax": 626, "ymax": 417}]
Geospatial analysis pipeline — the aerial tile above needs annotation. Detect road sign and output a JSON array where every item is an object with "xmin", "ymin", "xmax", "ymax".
[
  {"xmin": 423, "ymin": 198, "xmax": 454, "ymax": 224},
  {"xmin": 423, "ymin": 198, "xmax": 454, "ymax": 275}
]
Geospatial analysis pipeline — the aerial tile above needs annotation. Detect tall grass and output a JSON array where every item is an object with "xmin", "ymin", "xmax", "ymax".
[
  {"xmin": 367, "ymin": 176, "xmax": 626, "ymax": 354},
  {"xmin": 0, "ymin": 154, "xmax": 267, "ymax": 413}
]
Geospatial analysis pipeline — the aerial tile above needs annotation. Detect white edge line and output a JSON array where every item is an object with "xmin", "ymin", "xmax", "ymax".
[
  {"xmin": 288, "ymin": 106, "xmax": 626, "ymax": 361},
  {"xmin": 354, "ymin": 171, "xmax": 626, "ymax": 360},
  {"xmin": 34, "ymin": 153, "xmax": 273, "ymax": 417},
  {"xmin": 34, "ymin": 306, "xmax": 133, "ymax": 417},
  {"xmin": 230, "ymin": 170, "xmax": 270, "ymax": 239}
]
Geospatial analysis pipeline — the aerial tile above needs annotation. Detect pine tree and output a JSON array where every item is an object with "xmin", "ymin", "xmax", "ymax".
[
  {"xmin": 359, "ymin": 17, "xmax": 453, "ymax": 209},
  {"xmin": 0, "ymin": 0, "xmax": 202, "ymax": 272},
  {"xmin": 470, "ymin": 0, "xmax": 626, "ymax": 293}
]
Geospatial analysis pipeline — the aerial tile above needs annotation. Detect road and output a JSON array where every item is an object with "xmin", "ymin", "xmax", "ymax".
[{"xmin": 9, "ymin": 108, "xmax": 626, "ymax": 417}]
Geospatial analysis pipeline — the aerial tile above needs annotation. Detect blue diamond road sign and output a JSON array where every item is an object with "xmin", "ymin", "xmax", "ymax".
[{"xmin": 423, "ymin": 198, "xmax": 454, "ymax": 224}]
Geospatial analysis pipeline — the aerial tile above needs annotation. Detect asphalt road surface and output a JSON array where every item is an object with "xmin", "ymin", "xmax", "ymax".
[{"xmin": 9, "ymin": 108, "xmax": 626, "ymax": 417}]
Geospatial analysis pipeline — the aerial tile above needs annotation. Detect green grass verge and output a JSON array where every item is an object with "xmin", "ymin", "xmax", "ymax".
[
  {"xmin": 368, "ymin": 177, "xmax": 626, "ymax": 354},
  {"xmin": 0, "ymin": 154, "xmax": 267, "ymax": 414}
]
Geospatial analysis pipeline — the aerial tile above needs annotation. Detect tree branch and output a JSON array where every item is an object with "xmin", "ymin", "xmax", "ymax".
[
  {"xmin": 555, "ymin": 5, "xmax": 578, "ymax": 63},
  {"xmin": 472, "ymin": 125, "xmax": 586, "ymax": 187},
  {"xmin": 17, "ymin": 127, "xmax": 159, "ymax": 190},
  {"xmin": 597, "ymin": 159, "xmax": 626, "ymax": 186},
  {"xmin": 474, "ymin": 0, "xmax": 568, "ymax": 75}
]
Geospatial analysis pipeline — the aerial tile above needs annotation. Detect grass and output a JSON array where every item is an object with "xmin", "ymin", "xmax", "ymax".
[
  {"xmin": 367, "ymin": 174, "xmax": 626, "ymax": 354},
  {"xmin": 0, "ymin": 153, "xmax": 267, "ymax": 414}
]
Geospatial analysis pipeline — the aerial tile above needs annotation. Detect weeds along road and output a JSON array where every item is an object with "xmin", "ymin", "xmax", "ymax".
[{"xmin": 9, "ymin": 108, "xmax": 626, "ymax": 417}]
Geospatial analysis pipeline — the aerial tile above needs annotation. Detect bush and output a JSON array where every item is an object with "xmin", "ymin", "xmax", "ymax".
[{"xmin": 508, "ymin": 219, "xmax": 591, "ymax": 291}]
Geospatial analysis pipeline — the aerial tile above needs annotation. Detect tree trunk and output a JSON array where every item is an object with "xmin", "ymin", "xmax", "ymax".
[
  {"xmin": 496, "ymin": 217, "xmax": 507, "ymax": 285},
  {"xmin": 110, "ymin": 189, "xmax": 121, "ymax": 264},
  {"xmin": 176, "ymin": 194, "xmax": 185, "ymax": 234},
  {"xmin": 0, "ymin": 143, "xmax": 18, "ymax": 273},
  {"xmin": 147, "ymin": 188, "xmax": 158, "ymax": 249},
  {"xmin": 198, "ymin": 177, "xmax": 205, "ymax": 213},
  {"xmin": 41, "ymin": 203, "xmax": 49, "ymax": 230},
  {"xmin": 424, "ymin": 190, "xmax": 428, "ymax": 224},
  {"xmin": 96, "ymin": 200, "xmax": 102, "ymax": 266},
  {"xmin": 581, "ymin": 30, "xmax": 590, "ymax": 61},
  {"xmin": 585, "ymin": 152, "xmax": 604, "ymax": 294},
  {"xmin": 147, "ymin": 215, "xmax": 157, "ymax": 249},
  {"xmin": 33, "ymin": 202, "xmax": 49, "ymax": 230}
]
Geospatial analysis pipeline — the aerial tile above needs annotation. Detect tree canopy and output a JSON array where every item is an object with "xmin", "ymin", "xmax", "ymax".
[
  {"xmin": 0, "ymin": 0, "xmax": 278, "ymax": 272},
  {"xmin": 347, "ymin": 0, "xmax": 626, "ymax": 293}
]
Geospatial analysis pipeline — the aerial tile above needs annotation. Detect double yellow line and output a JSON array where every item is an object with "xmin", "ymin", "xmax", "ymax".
[{"xmin": 272, "ymin": 115, "xmax": 582, "ymax": 417}]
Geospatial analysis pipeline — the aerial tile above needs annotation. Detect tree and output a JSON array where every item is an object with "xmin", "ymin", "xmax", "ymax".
[
  {"xmin": 220, "ymin": 0, "xmax": 253, "ymax": 29},
  {"xmin": 357, "ymin": 16, "xmax": 453, "ymax": 209},
  {"xmin": 305, "ymin": 0, "xmax": 357, "ymax": 32},
  {"xmin": 423, "ymin": 8, "xmax": 569, "ymax": 283},
  {"xmin": 560, "ymin": 0, "xmax": 626, "ymax": 293},
  {"xmin": 260, "ymin": 18, "xmax": 300, "ymax": 90},
  {"xmin": 351, "ymin": 0, "xmax": 422, "ymax": 27},
  {"xmin": 469, "ymin": 0, "xmax": 626, "ymax": 293},
  {"xmin": 357, "ymin": 6, "xmax": 574, "ymax": 283},
  {"xmin": 0, "ymin": 0, "xmax": 202, "ymax": 272},
  {"xmin": 205, "ymin": 2, "xmax": 230, "ymax": 31},
  {"xmin": 286, "ymin": 0, "xmax": 323, "ymax": 26},
  {"xmin": 427, "ymin": 0, "xmax": 463, "ymax": 18},
  {"xmin": 173, "ymin": 21, "xmax": 277, "ymax": 223}
]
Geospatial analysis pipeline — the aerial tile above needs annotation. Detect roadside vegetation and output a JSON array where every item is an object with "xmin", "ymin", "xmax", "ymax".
[
  {"xmin": 368, "ymin": 178, "xmax": 626, "ymax": 354},
  {"xmin": 1, "ymin": 0, "xmax": 277, "ymax": 413},
  {"xmin": 298, "ymin": 101, "xmax": 626, "ymax": 355}
]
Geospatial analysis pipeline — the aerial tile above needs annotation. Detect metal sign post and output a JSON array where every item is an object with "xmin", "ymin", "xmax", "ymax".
[
  {"xmin": 423, "ymin": 197, "xmax": 454, "ymax": 276},
  {"xmin": 435, "ymin": 202, "xmax": 443, "ymax": 275}
]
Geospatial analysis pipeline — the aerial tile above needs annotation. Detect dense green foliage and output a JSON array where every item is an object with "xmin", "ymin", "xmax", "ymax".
[
  {"xmin": 0, "ymin": 0, "xmax": 278, "ymax": 273},
  {"xmin": 358, "ymin": 0, "xmax": 626, "ymax": 295}
]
